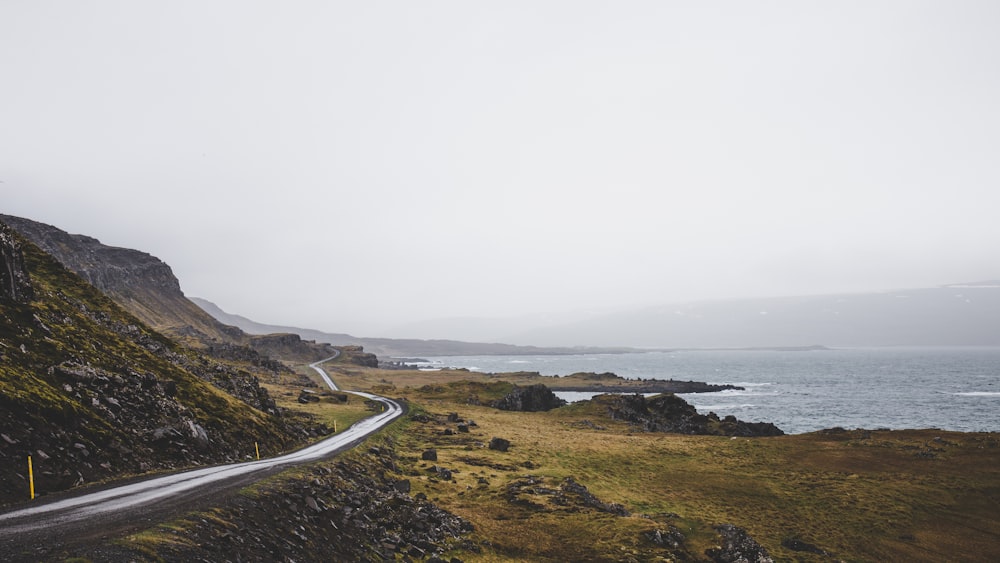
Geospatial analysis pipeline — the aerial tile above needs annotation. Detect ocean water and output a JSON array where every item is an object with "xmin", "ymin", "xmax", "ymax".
[{"xmin": 417, "ymin": 347, "xmax": 1000, "ymax": 434}]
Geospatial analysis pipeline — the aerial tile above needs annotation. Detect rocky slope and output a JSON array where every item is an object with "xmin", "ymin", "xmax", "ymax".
[
  {"xmin": 0, "ymin": 221, "xmax": 322, "ymax": 506},
  {"xmin": 92, "ymin": 439, "xmax": 476, "ymax": 562}
]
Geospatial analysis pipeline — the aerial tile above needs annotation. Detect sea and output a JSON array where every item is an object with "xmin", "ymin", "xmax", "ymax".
[{"xmin": 416, "ymin": 347, "xmax": 1000, "ymax": 435}]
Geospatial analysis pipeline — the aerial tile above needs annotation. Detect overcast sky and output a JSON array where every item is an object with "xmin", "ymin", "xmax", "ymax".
[{"xmin": 2, "ymin": 1, "xmax": 999, "ymax": 338}]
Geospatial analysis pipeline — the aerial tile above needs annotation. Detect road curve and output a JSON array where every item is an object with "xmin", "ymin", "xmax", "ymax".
[
  {"xmin": 0, "ymin": 353, "xmax": 402, "ymax": 545},
  {"xmin": 310, "ymin": 350, "xmax": 342, "ymax": 391}
]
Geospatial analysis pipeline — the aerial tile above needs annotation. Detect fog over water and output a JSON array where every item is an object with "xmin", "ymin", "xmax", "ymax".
[{"xmin": 3, "ymin": 2, "xmax": 999, "ymax": 340}]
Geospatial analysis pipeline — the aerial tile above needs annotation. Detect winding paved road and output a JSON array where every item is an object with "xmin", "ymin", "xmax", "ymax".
[
  {"xmin": 0, "ymin": 353, "xmax": 403, "ymax": 556},
  {"xmin": 310, "ymin": 351, "xmax": 341, "ymax": 391}
]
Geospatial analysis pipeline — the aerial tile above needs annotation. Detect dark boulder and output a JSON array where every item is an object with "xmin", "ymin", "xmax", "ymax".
[
  {"xmin": 429, "ymin": 465, "xmax": 453, "ymax": 480},
  {"xmin": 489, "ymin": 437, "xmax": 511, "ymax": 452},
  {"xmin": 491, "ymin": 384, "xmax": 567, "ymax": 412},
  {"xmin": 298, "ymin": 389, "xmax": 321, "ymax": 403},
  {"xmin": 706, "ymin": 524, "xmax": 773, "ymax": 563},
  {"xmin": 646, "ymin": 527, "xmax": 686, "ymax": 549}
]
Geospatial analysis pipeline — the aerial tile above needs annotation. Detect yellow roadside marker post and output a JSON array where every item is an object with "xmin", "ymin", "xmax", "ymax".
[
  {"xmin": 28, "ymin": 455, "xmax": 35, "ymax": 500},
  {"xmin": 255, "ymin": 442, "xmax": 260, "ymax": 460}
]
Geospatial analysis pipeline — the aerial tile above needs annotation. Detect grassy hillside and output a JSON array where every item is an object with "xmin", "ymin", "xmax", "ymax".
[{"xmin": 0, "ymin": 223, "xmax": 318, "ymax": 506}]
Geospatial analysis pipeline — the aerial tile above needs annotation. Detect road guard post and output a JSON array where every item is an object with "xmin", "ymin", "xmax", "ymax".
[{"xmin": 28, "ymin": 455, "xmax": 35, "ymax": 500}]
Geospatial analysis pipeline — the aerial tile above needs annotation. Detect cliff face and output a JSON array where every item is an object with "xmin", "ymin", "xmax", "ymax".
[
  {"xmin": 0, "ymin": 222, "xmax": 33, "ymax": 304},
  {"xmin": 0, "ymin": 214, "xmax": 226, "ymax": 342},
  {"xmin": 1, "ymin": 215, "xmax": 344, "ymax": 365},
  {"xmin": 0, "ymin": 215, "xmax": 177, "ymax": 295}
]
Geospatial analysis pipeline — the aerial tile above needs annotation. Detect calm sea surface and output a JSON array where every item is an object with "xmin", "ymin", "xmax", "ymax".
[{"xmin": 418, "ymin": 347, "xmax": 1000, "ymax": 434}]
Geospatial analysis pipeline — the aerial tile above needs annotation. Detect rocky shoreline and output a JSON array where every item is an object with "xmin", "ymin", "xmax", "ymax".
[
  {"xmin": 598, "ymin": 392, "xmax": 784, "ymax": 436},
  {"xmin": 485, "ymin": 382, "xmax": 782, "ymax": 437},
  {"xmin": 486, "ymin": 371, "xmax": 743, "ymax": 394},
  {"xmin": 553, "ymin": 381, "xmax": 741, "ymax": 393}
]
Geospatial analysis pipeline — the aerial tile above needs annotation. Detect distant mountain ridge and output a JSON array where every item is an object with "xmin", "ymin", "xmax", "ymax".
[
  {"xmin": 197, "ymin": 282, "xmax": 1000, "ymax": 350},
  {"xmin": 190, "ymin": 297, "xmax": 640, "ymax": 357},
  {"xmin": 499, "ymin": 285, "xmax": 1000, "ymax": 348}
]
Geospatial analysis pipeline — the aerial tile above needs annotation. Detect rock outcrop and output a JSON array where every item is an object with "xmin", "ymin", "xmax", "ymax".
[
  {"xmin": 597, "ymin": 393, "xmax": 784, "ymax": 437},
  {"xmin": 504, "ymin": 474, "xmax": 630, "ymax": 516},
  {"xmin": 556, "ymin": 477, "xmax": 630, "ymax": 516},
  {"xmin": 247, "ymin": 332, "xmax": 341, "ymax": 364},
  {"xmin": 334, "ymin": 344, "xmax": 379, "ymax": 367},
  {"xmin": 0, "ymin": 221, "xmax": 33, "ymax": 303},
  {"xmin": 204, "ymin": 341, "xmax": 290, "ymax": 373},
  {"xmin": 490, "ymin": 383, "xmax": 567, "ymax": 412},
  {"xmin": 706, "ymin": 524, "xmax": 774, "ymax": 563}
]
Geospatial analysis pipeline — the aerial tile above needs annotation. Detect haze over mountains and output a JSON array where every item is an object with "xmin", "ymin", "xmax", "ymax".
[
  {"xmin": 190, "ymin": 297, "xmax": 636, "ymax": 357},
  {"xmin": 6, "ymin": 214, "xmax": 997, "ymax": 354},
  {"xmin": 494, "ymin": 284, "xmax": 1000, "ymax": 348},
  {"xmin": 197, "ymin": 284, "xmax": 1000, "ymax": 351},
  {"xmin": 1, "ymin": 214, "xmax": 633, "ymax": 357}
]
